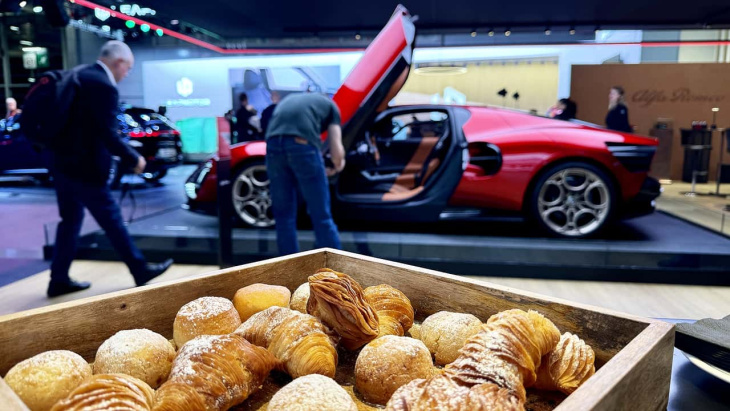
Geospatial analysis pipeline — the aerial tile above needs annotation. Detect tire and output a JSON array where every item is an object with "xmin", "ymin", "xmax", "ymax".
[
  {"xmin": 141, "ymin": 169, "xmax": 167, "ymax": 182},
  {"xmin": 231, "ymin": 160, "xmax": 275, "ymax": 228},
  {"xmin": 528, "ymin": 161, "xmax": 616, "ymax": 238}
]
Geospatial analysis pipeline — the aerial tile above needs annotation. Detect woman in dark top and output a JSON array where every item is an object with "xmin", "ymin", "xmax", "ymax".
[{"xmin": 605, "ymin": 86, "xmax": 632, "ymax": 132}]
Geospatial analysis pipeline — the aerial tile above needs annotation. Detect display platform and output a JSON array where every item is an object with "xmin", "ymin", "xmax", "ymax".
[{"xmin": 43, "ymin": 208, "xmax": 730, "ymax": 285}]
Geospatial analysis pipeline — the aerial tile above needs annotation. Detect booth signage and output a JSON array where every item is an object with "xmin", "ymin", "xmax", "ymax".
[
  {"xmin": 632, "ymin": 88, "xmax": 726, "ymax": 107},
  {"xmin": 119, "ymin": 4, "xmax": 156, "ymax": 17},
  {"xmin": 69, "ymin": 20, "xmax": 124, "ymax": 40},
  {"xmin": 22, "ymin": 48, "xmax": 48, "ymax": 70}
]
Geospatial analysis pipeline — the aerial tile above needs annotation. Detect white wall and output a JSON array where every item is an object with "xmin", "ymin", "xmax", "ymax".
[{"xmin": 143, "ymin": 36, "xmax": 644, "ymax": 120}]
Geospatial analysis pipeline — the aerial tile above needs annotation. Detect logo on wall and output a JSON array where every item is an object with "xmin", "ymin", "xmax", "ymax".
[
  {"xmin": 632, "ymin": 88, "xmax": 726, "ymax": 107},
  {"xmin": 176, "ymin": 77, "xmax": 193, "ymax": 97},
  {"xmin": 94, "ymin": 8, "xmax": 111, "ymax": 21}
]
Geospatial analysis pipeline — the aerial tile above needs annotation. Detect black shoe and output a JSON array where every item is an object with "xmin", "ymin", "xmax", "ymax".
[
  {"xmin": 47, "ymin": 279, "xmax": 91, "ymax": 298},
  {"xmin": 134, "ymin": 258, "xmax": 174, "ymax": 286}
]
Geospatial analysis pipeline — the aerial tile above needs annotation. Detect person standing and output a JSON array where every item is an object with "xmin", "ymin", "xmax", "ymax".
[
  {"xmin": 260, "ymin": 91, "xmax": 280, "ymax": 136},
  {"xmin": 48, "ymin": 40, "xmax": 172, "ymax": 297},
  {"xmin": 265, "ymin": 93, "xmax": 345, "ymax": 255},
  {"xmin": 5, "ymin": 97, "xmax": 21, "ymax": 119},
  {"xmin": 605, "ymin": 86, "xmax": 632, "ymax": 132},
  {"xmin": 234, "ymin": 93, "xmax": 262, "ymax": 143}
]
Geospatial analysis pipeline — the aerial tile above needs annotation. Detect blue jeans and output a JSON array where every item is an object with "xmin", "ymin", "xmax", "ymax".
[
  {"xmin": 50, "ymin": 172, "xmax": 147, "ymax": 283},
  {"xmin": 266, "ymin": 136, "xmax": 341, "ymax": 255}
]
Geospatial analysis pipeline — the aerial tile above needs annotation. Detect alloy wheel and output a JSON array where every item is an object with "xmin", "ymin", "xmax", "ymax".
[
  {"xmin": 537, "ymin": 168, "xmax": 610, "ymax": 237},
  {"xmin": 232, "ymin": 164, "xmax": 274, "ymax": 227}
]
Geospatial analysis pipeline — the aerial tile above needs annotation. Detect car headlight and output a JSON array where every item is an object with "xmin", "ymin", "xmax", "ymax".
[{"xmin": 606, "ymin": 143, "xmax": 656, "ymax": 172}]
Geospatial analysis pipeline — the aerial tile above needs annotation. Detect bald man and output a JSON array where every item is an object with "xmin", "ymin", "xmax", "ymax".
[{"xmin": 48, "ymin": 40, "xmax": 172, "ymax": 297}]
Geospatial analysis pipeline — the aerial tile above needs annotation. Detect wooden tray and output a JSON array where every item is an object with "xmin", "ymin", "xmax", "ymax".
[{"xmin": 0, "ymin": 249, "xmax": 674, "ymax": 410}]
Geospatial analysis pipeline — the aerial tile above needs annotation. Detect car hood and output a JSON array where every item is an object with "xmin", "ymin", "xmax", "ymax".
[{"xmin": 332, "ymin": 5, "xmax": 416, "ymax": 149}]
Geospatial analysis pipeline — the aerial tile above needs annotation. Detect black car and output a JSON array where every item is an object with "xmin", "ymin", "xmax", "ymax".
[
  {"xmin": 113, "ymin": 106, "xmax": 183, "ymax": 184},
  {"xmin": 0, "ymin": 107, "xmax": 183, "ymax": 185}
]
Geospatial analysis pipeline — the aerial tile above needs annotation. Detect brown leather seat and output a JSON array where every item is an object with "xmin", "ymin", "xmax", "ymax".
[{"xmin": 382, "ymin": 136, "xmax": 441, "ymax": 201}]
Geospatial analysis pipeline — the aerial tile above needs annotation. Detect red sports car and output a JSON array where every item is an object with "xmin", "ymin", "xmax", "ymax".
[{"xmin": 185, "ymin": 5, "xmax": 660, "ymax": 238}]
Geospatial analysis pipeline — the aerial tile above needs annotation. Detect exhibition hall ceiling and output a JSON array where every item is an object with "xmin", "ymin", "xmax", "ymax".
[{"xmin": 126, "ymin": 0, "xmax": 730, "ymax": 39}]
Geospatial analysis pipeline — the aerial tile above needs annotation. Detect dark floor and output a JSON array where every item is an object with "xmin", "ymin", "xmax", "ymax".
[{"xmin": 0, "ymin": 166, "xmax": 197, "ymax": 287}]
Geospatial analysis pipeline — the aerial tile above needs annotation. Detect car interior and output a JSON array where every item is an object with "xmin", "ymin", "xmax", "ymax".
[{"xmin": 337, "ymin": 110, "xmax": 452, "ymax": 202}]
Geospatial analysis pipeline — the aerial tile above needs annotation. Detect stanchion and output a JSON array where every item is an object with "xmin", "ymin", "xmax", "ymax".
[{"xmin": 216, "ymin": 117, "xmax": 233, "ymax": 268}]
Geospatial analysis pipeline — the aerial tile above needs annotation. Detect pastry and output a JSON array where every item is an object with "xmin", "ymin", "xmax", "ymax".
[
  {"xmin": 4, "ymin": 350, "xmax": 91, "ymax": 411},
  {"xmin": 51, "ymin": 373, "xmax": 154, "ymax": 411},
  {"xmin": 267, "ymin": 374, "xmax": 357, "ymax": 411},
  {"xmin": 93, "ymin": 329, "xmax": 176, "ymax": 388},
  {"xmin": 407, "ymin": 323, "xmax": 421, "ymax": 340},
  {"xmin": 289, "ymin": 283, "xmax": 310, "ymax": 313},
  {"xmin": 172, "ymin": 296, "xmax": 242, "ymax": 348},
  {"xmin": 154, "ymin": 334, "xmax": 277, "ymax": 411},
  {"xmin": 307, "ymin": 268, "xmax": 379, "ymax": 350},
  {"xmin": 364, "ymin": 284, "xmax": 414, "ymax": 337},
  {"xmin": 534, "ymin": 332, "xmax": 596, "ymax": 394},
  {"xmin": 385, "ymin": 374, "xmax": 522, "ymax": 411},
  {"xmin": 355, "ymin": 335, "xmax": 434, "ymax": 405},
  {"xmin": 420, "ymin": 311, "xmax": 482, "ymax": 365},
  {"xmin": 444, "ymin": 309, "xmax": 560, "ymax": 403},
  {"xmin": 232, "ymin": 283, "xmax": 291, "ymax": 321},
  {"xmin": 234, "ymin": 306, "xmax": 338, "ymax": 378}
]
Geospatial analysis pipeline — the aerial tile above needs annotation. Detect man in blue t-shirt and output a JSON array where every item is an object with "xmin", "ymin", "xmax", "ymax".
[{"xmin": 265, "ymin": 93, "xmax": 345, "ymax": 255}]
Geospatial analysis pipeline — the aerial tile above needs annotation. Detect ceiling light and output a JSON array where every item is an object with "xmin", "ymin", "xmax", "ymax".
[
  {"xmin": 19, "ymin": 40, "xmax": 33, "ymax": 46},
  {"xmin": 545, "ymin": 28, "xmax": 551, "ymax": 35},
  {"xmin": 9, "ymin": 26, "xmax": 20, "ymax": 32},
  {"xmin": 102, "ymin": 25, "xmax": 110, "ymax": 32},
  {"xmin": 504, "ymin": 29, "xmax": 511, "ymax": 37},
  {"xmin": 470, "ymin": 29, "xmax": 477, "ymax": 37},
  {"xmin": 414, "ymin": 66, "xmax": 468, "ymax": 75},
  {"xmin": 110, "ymin": 5, "xmax": 116, "ymax": 10},
  {"xmin": 569, "ymin": 28, "xmax": 576, "ymax": 35},
  {"xmin": 171, "ymin": 20, "xmax": 179, "ymax": 25},
  {"xmin": 19, "ymin": 1, "xmax": 26, "ymax": 7},
  {"xmin": 488, "ymin": 29, "xmax": 494, "ymax": 36},
  {"xmin": 28, "ymin": 77, "xmax": 35, "ymax": 83},
  {"xmin": 355, "ymin": 32, "xmax": 361, "ymax": 40},
  {"xmin": 33, "ymin": 6, "xmax": 43, "ymax": 13}
]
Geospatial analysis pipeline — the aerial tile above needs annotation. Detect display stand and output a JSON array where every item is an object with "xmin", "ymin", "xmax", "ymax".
[{"xmin": 679, "ymin": 129, "xmax": 713, "ymax": 197}]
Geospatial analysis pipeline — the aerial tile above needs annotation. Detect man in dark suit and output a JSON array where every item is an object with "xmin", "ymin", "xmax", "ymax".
[{"xmin": 48, "ymin": 40, "xmax": 172, "ymax": 298}]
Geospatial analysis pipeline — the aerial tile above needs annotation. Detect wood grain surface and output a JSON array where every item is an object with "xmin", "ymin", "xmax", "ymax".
[{"xmin": 0, "ymin": 249, "xmax": 674, "ymax": 411}]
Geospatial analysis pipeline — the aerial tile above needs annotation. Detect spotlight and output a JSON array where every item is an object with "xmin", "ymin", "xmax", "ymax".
[
  {"xmin": 28, "ymin": 77, "xmax": 36, "ymax": 83},
  {"xmin": 19, "ymin": 1, "xmax": 26, "ymax": 7},
  {"xmin": 569, "ymin": 28, "xmax": 576, "ymax": 35},
  {"xmin": 355, "ymin": 32, "xmax": 361, "ymax": 40},
  {"xmin": 488, "ymin": 29, "xmax": 494, "ymax": 36},
  {"xmin": 470, "ymin": 29, "xmax": 477, "ymax": 37},
  {"xmin": 171, "ymin": 20, "xmax": 179, "ymax": 25},
  {"xmin": 545, "ymin": 27, "xmax": 551, "ymax": 35},
  {"xmin": 19, "ymin": 40, "xmax": 33, "ymax": 46},
  {"xmin": 9, "ymin": 26, "xmax": 20, "ymax": 31},
  {"xmin": 504, "ymin": 29, "xmax": 511, "ymax": 36},
  {"xmin": 33, "ymin": 5, "xmax": 42, "ymax": 13}
]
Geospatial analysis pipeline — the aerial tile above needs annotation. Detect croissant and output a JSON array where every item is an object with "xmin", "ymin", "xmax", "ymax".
[
  {"xmin": 51, "ymin": 373, "xmax": 155, "ymax": 411},
  {"xmin": 534, "ymin": 332, "xmax": 596, "ymax": 394},
  {"xmin": 444, "ymin": 309, "xmax": 560, "ymax": 403},
  {"xmin": 234, "ymin": 306, "xmax": 338, "ymax": 378},
  {"xmin": 364, "ymin": 284, "xmax": 414, "ymax": 337},
  {"xmin": 307, "ymin": 268, "xmax": 379, "ymax": 350},
  {"xmin": 153, "ymin": 334, "xmax": 277, "ymax": 411},
  {"xmin": 385, "ymin": 374, "xmax": 522, "ymax": 411}
]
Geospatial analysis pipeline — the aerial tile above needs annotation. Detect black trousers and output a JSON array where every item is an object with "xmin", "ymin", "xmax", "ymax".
[{"xmin": 50, "ymin": 171, "xmax": 146, "ymax": 283}]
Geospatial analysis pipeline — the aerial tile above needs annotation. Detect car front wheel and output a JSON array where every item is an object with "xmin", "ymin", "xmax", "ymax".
[
  {"xmin": 232, "ymin": 161, "xmax": 275, "ymax": 227},
  {"xmin": 529, "ymin": 162, "xmax": 616, "ymax": 238}
]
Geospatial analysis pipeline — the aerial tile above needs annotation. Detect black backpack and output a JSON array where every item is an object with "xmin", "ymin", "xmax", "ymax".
[{"xmin": 19, "ymin": 65, "xmax": 86, "ymax": 150}]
